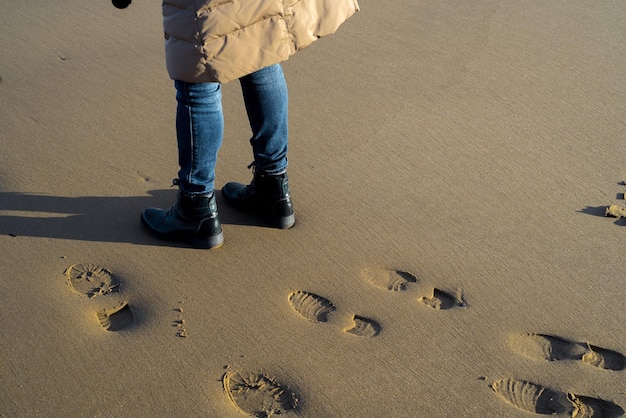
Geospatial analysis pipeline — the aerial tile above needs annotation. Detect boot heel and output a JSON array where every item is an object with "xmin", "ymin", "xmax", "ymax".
[
  {"xmin": 275, "ymin": 213, "xmax": 295, "ymax": 229},
  {"xmin": 191, "ymin": 231, "xmax": 224, "ymax": 249}
]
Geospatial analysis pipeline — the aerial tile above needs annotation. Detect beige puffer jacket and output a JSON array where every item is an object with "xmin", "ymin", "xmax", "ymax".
[{"xmin": 162, "ymin": 0, "xmax": 359, "ymax": 83}]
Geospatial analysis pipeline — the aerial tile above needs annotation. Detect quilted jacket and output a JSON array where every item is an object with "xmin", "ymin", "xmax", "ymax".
[{"xmin": 162, "ymin": 0, "xmax": 359, "ymax": 83}]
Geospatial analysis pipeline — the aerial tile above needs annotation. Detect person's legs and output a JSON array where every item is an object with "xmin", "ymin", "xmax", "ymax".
[
  {"xmin": 175, "ymin": 80, "xmax": 224, "ymax": 195},
  {"xmin": 239, "ymin": 63, "xmax": 289, "ymax": 174},
  {"xmin": 222, "ymin": 64, "xmax": 295, "ymax": 229},
  {"xmin": 141, "ymin": 80, "xmax": 224, "ymax": 248}
]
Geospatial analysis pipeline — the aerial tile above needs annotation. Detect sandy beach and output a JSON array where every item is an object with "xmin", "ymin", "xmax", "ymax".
[{"xmin": 1, "ymin": 0, "xmax": 625, "ymax": 416}]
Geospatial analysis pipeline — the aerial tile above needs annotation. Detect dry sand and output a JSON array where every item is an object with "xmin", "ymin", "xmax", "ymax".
[{"xmin": 1, "ymin": 0, "xmax": 625, "ymax": 416}]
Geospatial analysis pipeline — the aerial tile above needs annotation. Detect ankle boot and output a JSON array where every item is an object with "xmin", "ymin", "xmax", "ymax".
[
  {"xmin": 141, "ymin": 192, "xmax": 224, "ymax": 249},
  {"xmin": 222, "ymin": 171, "xmax": 295, "ymax": 229}
]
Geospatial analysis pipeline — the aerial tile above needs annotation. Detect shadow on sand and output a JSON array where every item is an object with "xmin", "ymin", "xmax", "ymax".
[
  {"xmin": 0, "ymin": 189, "xmax": 267, "ymax": 247},
  {"xmin": 578, "ymin": 205, "xmax": 626, "ymax": 226}
]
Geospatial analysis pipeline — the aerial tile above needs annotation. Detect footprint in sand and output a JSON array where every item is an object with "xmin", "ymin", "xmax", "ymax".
[
  {"xmin": 488, "ymin": 377, "xmax": 624, "ymax": 417},
  {"xmin": 66, "ymin": 263, "xmax": 119, "ymax": 298},
  {"xmin": 223, "ymin": 370, "xmax": 298, "ymax": 417},
  {"xmin": 361, "ymin": 267, "xmax": 418, "ymax": 291},
  {"xmin": 288, "ymin": 290, "xmax": 381, "ymax": 337},
  {"xmin": 345, "ymin": 315, "xmax": 381, "ymax": 338},
  {"xmin": 361, "ymin": 267, "xmax": 467, "ymax": 310},
  {"xmin": 418, "ymin": 287, "xmax": 466, "ymax": 310},
  {"xmin": 96, "ymin": 302, "xmax": 134, "ymax": 331},
  {"xmin": 509, "ymin": 333, "xmax": 626, "ymax": 371},
  {"xmin": 65, "ymin": 263, "xmax": 134, "ymax": 331},
  {"xmin": 287, "ymin": 291, "xmax": 335, "ymax": 323}
]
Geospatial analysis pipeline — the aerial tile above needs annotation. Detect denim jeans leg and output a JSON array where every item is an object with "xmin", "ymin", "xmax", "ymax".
[
  {"xmin": 239, "ymin": 64, "xmax": 289, "ymax": 174},
  {"xmin": 175, "ymin": 80, "xmax": 223, "ymax": 195}
]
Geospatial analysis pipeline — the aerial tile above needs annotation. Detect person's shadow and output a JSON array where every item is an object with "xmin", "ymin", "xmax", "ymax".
[{"xmin": 0, "ymin": 189, "xmax": 266, "ymax": 247}]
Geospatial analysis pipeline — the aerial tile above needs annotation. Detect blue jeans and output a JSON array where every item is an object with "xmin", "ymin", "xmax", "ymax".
[{"xmin": 175, "ymin": 64, "xmax": 289, "ymax": 195}]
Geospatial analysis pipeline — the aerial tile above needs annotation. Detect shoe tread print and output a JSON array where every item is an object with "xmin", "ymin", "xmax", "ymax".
[
  {"xmin": 490, "ymin": 377, "xmax": 625, "ymax": 417},
  {"xmin": 65, "ymin": 263, "xmax": 119, "ymax": 298},
  {"xmin": 96, "ymin": 301, "xmax": 134, "ymax": 331},
  {"xmin": 287, "ymin": 291, "xmax": 335, "ymax": 323},
  {"xmin": 288, "ymin": 290, "xmax": 380, "ymax": 337},
  {"xmin": 418, "ymin": 287, "xmax": 466, "ymax": 310},
  {"xmin": 361, "ymin": 267, "xmax": 467, "ymax": 310},
  {"xmin": 509, "ymin": 333, "xmax": 626, "ymax": 371},
  {"xmin": 65, "ymin": 263, "xmax": 134, "ymax": 331},
  {"xmin": 360, "ymin": 267, "xmax": 417, "ymax": 291},
  {"xmin": 344, "ymin": 315, "xmax": 381, "ymax": 337},
  {"xmin": 222, "ymin": 370, "xmax": 298, "ymax": 417}
]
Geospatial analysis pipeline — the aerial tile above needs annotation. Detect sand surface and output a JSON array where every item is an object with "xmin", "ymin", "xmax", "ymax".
[{"xmin": 1, "ymin": 0, "xmax": 625, "ymax": 416}]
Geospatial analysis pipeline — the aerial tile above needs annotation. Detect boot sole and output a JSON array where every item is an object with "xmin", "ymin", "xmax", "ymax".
[
  {"xmin": 141, "ymin": 213, "xmax": 224, "ymax": 249},
  {"xmin": 274, "ymin": 213, "xmax": 296, "ymax": 229},
  {"xmin": 191, "ymin": 231, "xmax": 224, "ymax": 249}
]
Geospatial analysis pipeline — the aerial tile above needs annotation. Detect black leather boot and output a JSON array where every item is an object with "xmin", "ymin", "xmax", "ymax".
[
  {"xmin": 222, "ymin": 171, "xmax": 295, "ymax": 229},
  {"xmin": 141, "ymin": 192, "xmax": 224, "ymax": 249}
]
